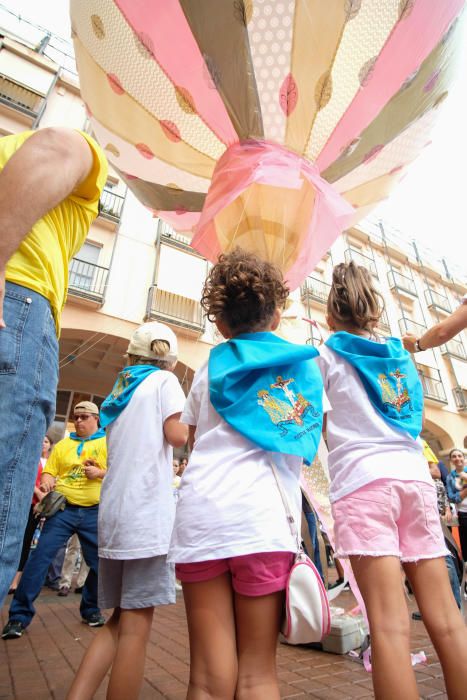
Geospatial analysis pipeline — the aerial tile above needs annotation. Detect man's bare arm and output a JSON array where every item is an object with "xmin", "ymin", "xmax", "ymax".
[
  {"xmin": 403, "ymin": 303, "xmax": 467, "ymax": 353},
  {"xmin": 0, "ymin": 128, "xmax": 94, "ymax": 327}
]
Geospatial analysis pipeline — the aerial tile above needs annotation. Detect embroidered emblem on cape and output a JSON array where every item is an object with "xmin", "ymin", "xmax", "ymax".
[
  {"xmin": 378, "ymin": 369, "xmax": 412, "ymax": 413},
  {"xmin": 257, "ymin": 375, "xmax": 319, "ymax": 436}
]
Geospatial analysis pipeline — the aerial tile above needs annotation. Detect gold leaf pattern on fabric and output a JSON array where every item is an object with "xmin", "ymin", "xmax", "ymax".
[
  {"xmin": 233, "ymin": 0, "xmax": 253, "ymax": 25},
  {"xmin": 345, "ymin": 0, "xmax": 362, "ymax": 21},
  {"xmin": 134, "ymin": 31, "xmax": 154, "ymax": 58},
  {"xmin": 72, "ymin": 0, "xmax": 224, "ymax": 160},
  {"xmin": 315, "ymin": 71, "xmax": 333, "ymax": 111},
  {"xmin": 104, "ymin": 143, "xmax": 120, "ymax": 157},
  {"xmin": 166, "ymin": 183, "xmax": 183, "ymax": 190},
  {"xmin": 358, "ymin": 56, "xmax": 378, "ymax": 87},
  {"xmin": 398, "ymin": 0, "xmax": 415, "ymax": 21},
  {"xmin": 91, "ymin": 14, "xmax": 105, "ymax": 40},
  {"xmin": 175, "ymin": 86, "xmax": 196, "ymax": 115},
  {"xmin": 433, "ymin": 91, "xmax": 448, "ymax": 109}
]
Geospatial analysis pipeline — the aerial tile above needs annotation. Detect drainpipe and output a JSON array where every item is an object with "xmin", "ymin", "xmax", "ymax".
[
  {"xmin": 145, "ymin": 219, "xmax": 162, "ymax": 321},
  {"xmin": 102, "ymin": 189, "xmax": 128, "ymax": 305}
]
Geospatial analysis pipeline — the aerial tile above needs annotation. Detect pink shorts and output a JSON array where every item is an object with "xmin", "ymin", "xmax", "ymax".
[
  {"xmin": 332, "ymin": 479, "xmax": 449, "ymax": 562},
  {"xmin": 175, "ymin": 551, "xmax": 294, "ymax": 597}
]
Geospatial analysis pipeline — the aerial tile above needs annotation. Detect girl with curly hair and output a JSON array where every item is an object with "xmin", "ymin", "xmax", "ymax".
[{"xmin": 169, "ymin": 248, "xmax": 325, "ymax": 699}]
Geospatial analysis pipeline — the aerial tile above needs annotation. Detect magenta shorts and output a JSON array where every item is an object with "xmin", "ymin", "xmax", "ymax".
[
  {"xmin": 332, "ymin": 479, "xmax": 449, "ymax": 562},
  {"xmin": 175, "ymin": 551, "xmax": 294, "ymax": 596}
]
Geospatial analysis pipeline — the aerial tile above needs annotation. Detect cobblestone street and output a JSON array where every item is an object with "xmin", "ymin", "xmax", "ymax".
[{"xmin": 1, "ymin": 585, "xmax": 456, "ymax": 699}]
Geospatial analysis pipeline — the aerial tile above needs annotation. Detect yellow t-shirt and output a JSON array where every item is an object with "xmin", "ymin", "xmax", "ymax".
[
  {"xmin": 3, "ymin": 129, "xmax": 108, "ymax": 333},
  {"xmin": 422, "ymin": 439, "xmax": 439, "ymax": 465},
  {"xmin": 43, "ymin": 434, "xmax": 107, "ymax": 506}
]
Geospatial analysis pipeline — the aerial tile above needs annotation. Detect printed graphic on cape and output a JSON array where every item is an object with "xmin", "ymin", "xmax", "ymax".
[
  {"xmin": 108, "ymin": 370, "xmax": 132, "ymax": 400},
  {"xmin": 257, "ymin": 375, "xmax": 319, "ymax": 436},
  {"xmin": 378, "ymin": 369, "xmax": 412, "ymax": 414}
]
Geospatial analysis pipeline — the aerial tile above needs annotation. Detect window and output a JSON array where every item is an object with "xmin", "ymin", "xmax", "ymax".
[{"xmin": 69, "ymin": 241, "xmax": 101, "ymax": 290}]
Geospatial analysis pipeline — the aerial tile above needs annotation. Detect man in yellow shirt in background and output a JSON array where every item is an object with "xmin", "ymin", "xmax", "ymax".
[
  {"xmin": 0, "ymin": 128, "xmax": 108, "ymax": 605},
  {"xmin": 3, "ymin": 402, "xmax": 107, "ymax": 638}
]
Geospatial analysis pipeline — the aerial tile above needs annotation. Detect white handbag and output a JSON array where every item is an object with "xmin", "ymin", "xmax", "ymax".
[{"xmin": 270, "ymin": 460, "xmax": 331, "ymax": 645}]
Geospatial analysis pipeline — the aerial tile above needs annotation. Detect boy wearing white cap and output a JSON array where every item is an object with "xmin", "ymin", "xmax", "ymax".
[{"xmin": 68, "ymin": 322, "xmax": 188, "ymax": 700}]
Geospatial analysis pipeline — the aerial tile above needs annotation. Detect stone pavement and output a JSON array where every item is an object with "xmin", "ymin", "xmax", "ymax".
[{"xmin": 0, "ymin": 585, "xmax": 455, "ymax": 699}]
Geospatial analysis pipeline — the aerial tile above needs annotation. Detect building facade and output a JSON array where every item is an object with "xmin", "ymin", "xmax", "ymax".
[{"xmin": 1, "ymin": 18, "xmax": 466, "ymax": 456}]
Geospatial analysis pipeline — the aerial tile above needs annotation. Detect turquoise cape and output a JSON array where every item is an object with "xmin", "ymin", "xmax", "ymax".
[
  {"xmin": 325, "ymin": 332, "xmax": 423, "ymax": 439},
  {"xmin": 209, "ymin": 332, "xmax": 324, "ymax": 462},
  {"xmin": 100, "ymin": 365, "xmax": 160, "ymax": 429},
  {"xmin": 69, "ymin": 428, "xmax": 106, "ymax": 456}
]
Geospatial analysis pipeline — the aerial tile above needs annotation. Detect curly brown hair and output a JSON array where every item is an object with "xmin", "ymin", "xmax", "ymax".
[
  {"xmin": 327, "ymin": 261, "xmax": 384, "ymax": 331},
  {"xmin": 201, "ymin": 248, "xmax": 289, "ymax": 334}
]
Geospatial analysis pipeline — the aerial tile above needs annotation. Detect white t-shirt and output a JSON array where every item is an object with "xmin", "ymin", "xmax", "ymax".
[
  {"xmin": 317, "ymin": 345, "xmax": 432, "ymax": 503},
  {"xmin": 99, "ymin": 370, "xmax": 185, "ymax": 559},
  {"xmin": 168, "ymin": 362, "xmax": 305, "ymax": 564}
]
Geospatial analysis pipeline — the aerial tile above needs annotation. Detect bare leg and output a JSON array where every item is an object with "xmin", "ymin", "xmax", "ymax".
[
  {"xmin": 9, "ymin": 571, "xmax": 21, "ymax": 591},
  {"xmin": 404, "ymin": 557, "xmax": 467, "ymax": 700},
  {"xmin": 234, "ymin": 590, "xmax": 283, "ymax": 700},
  {"xmin": 106, "ymin": 607, "xmax": 154, "ymax": 700},
  {"xmin": 350, "ymin": 556, "xmax": 418, "ymax": 700},
  {"xmin": 67, "ymin": 608, "xmax": 121, "ymax": 700},
  {"xmin": 183, "ymin": 573, "xmax": 238, "ymax": 699}
]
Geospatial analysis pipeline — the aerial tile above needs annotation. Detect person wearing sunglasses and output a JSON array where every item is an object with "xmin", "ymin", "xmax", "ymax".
[{"xmin": 2, "ymin": 401, "xmax": 107, "ymax": 639}]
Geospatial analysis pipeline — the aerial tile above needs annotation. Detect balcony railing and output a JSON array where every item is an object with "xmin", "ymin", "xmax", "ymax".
[
  {"xmin": 301, "ymin": 277, "xmax": 331, "ymax": 305},
  {"xmin": 99, "ymin": 188, "xmax": 125, "ymax": 222},
  {"xmin": 398, "ymin": 318, "xmax": 427, "ymax": 338},
  {"xmin": 453, "ymin": 386, "xmax": 467, "ymax": 411},
  {"xmin": 388, "ymin": 269, "xmax": 417, "ymax": 296},
  {"xmin": 416, "ymin": 366, "xmax": 447, "ymax": 403},
  {"xmin": 146, "ymin": 286, "xmax": 204, "ymax": 333},
  {"xmin": 68, "ymin": 258, "xmax": 109, "ymax": 302},
  {"xmin": 344, "ymin": 248, "xmax": 378, "ymax": 277},
  {"xmin": 0, "ymin": 74, "xmax": 45, "ymax": 118},
  {"xmin": 425, "ymin": 288, "xmax": 451, "ymax": 314},
  {"xmin": 441, "ymin": 337, "xmax": 466, "ymax": 361},
  {"xmin": 158, "ymin": 221, "xmax": 203, "ymax": 257},
  {"xmin": 378, "ymin": 309, "xmax": 391, "ymax": 334}
]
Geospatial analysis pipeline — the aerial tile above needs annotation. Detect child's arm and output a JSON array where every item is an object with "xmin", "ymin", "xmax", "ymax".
[{"xmin": 164, "ymin": 412, "xmax": 188, "ymax": 448}]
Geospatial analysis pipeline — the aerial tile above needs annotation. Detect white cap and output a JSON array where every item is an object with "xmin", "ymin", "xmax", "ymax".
[{"xmin": 127, "ymin": 322, "xmax": 178, "ymax": 362}]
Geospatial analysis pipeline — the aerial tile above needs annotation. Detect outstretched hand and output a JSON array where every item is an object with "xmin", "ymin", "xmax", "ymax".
[{"xmin": 402, "ymin": 334, "xmax": 417, "ymax": 353}]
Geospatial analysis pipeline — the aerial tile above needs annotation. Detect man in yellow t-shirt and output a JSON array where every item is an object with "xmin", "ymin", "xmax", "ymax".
[
  {"xmin": 0, "ymin": 128, "xmax": 108, "ymax": 605},
  {"xmin": 3, "ymin": 402, "xmax": 107, "ymax": 637}
]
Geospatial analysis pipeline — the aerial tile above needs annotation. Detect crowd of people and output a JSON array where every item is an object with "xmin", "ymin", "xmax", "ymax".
[{"xmin": 0, "ymin": 128, "xmax": 466, "ymax": 700}]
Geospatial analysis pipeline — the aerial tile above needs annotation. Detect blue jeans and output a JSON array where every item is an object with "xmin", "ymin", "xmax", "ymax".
[
  {"xmin": 304, "ymin": 510, "xmax": 324, "ymax": 581},
  {"xmin": 9, "ymin": 505, "xmax": 100, "ymax": 626},
  {"xmin": 445, "ymin": 554, "xmax": 461, "ymax": 609},
  {"xmin": 0, "ymin": 282, "xmax": 58, "ymax": 604}
]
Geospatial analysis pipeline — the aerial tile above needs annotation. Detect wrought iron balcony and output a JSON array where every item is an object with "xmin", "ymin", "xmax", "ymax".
[
  {"xmin": 344, "ymin": 248, "xmax": 378, "ymax": 277},
  {"xmin": 301, "ymin": 277, "xmax": 331, "ymax": 305},
  {"xmin": 453, "ymin": 386, "xmax": 467, "ymax": 411},
  {"xmin": 416, "ymin": 366, "xmax": 447, "ymax": 403},
  {"xmin": 0, "ymin": 74, "xmax": 45, "ymax": 118},
  {"xmin": 424, "ymin": 288, "xmax": 451, "ymax": 314},
  {"xmin": 99, "ymin": 188, "xmax": 125, "ymax": 222},
  {"xmin": 441, "ymin": 337, "xmax": 466, "ymax": 361},
  {"xmin": 388, "ymin": 269, "xmax": 417, "ymax": 297},
  {"xmin": 398, "ymin": 318, "xmax": 427, "ymax": 338},
  {"xmin": 146, "ymin": 286, "xmax": 204, "ymax": 334},
  {"xmin": 68, "ymin": 258, "xmax": 109, "ymax": 303}
]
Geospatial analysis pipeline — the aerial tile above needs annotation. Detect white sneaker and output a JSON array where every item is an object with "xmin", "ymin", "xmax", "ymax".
[{"xmin": 175, "ymin": 581, "xmax": 182, "ymax": 591}]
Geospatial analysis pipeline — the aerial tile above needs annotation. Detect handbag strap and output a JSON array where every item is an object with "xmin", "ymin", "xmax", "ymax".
[{"xmin": 269, "ymin": 458, "xmax": 302, "ymax": 552}]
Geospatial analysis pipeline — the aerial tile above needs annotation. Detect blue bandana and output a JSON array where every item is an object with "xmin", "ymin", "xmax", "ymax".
[
  {"xmin": 100, "ymin": 365, "xmax": 160, "ymax": 429},
  {"xmin": 325, "ymin": 332, "xmax": 423, "ymax": 439},
  {"xmin": 209, "ymin": 332, "xmax": 324, "ymax": 462},
  {"xmin": 69, "ymin": 428, "xmax": 106, "ymax": 456}
]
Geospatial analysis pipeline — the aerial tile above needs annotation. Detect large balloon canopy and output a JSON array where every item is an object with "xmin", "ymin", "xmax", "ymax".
[{"xmin": 71, "ymin": 0, "xmax": 464, "ymax": 288}]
